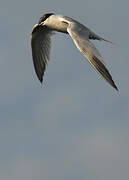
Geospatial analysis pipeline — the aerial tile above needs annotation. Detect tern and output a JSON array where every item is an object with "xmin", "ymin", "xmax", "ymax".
[{"xmin": 31, "ymin": 13, "xmax": 118, "ymax": 90}]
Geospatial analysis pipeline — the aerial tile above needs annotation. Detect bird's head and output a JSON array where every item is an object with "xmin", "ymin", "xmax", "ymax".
[{"xmin": 38, "ymin": 13, "xmax": 54, "ymax": 25}]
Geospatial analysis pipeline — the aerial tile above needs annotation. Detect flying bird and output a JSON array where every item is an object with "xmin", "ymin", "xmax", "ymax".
[{"xmin": 31, "ymin": 13, "xmax": 118, "ymax": 90}]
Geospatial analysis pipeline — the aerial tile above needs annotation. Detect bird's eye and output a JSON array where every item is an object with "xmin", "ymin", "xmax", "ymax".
[
  {"xmin": 38, "ymin": 17, "xmax": 44, "ymax": 24},
  {"xmin": 38, "ymin": 13, "xmax": 54, "ymax": 24}
]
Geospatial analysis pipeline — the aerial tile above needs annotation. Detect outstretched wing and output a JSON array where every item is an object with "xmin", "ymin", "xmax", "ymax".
[
  {"xmin": 67, "ymin": 22, "xmax": 118, "ymax": 90},
  {"xmin": 31, "ymin": 24, "xmax": 52, "ymax": 83},
  {"xmin": 89, "ymin": 31, "xmax": 114, "ymax": 44}
]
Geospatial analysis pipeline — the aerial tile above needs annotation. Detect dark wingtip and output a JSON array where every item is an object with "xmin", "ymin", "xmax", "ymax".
[
  {"xmin": 92, "ymin": 55, "xmax": 118, "ymax": 91},
  {"xmin": 114, "ymin": 83, "xmax": 119, "ymax": 91},
  {"xmin": 112, "ymin": 83, "xmax": 119, "ymax": 91},
  {"xmin": 38, "ymin": 75, "xmax": 43, "ymax": 84}
]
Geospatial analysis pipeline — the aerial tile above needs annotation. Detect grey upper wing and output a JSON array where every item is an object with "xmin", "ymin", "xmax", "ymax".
[
  {"xmin": 88, "ymin": 30, "xmax": 114, "ymax": 44},
  {"xmin": 67, "ymin": 22, "xmax": 118, "ymax": 90},
  {"xmin": 31, "ymin": 24, "xmax": 52, "ymax": 83}
]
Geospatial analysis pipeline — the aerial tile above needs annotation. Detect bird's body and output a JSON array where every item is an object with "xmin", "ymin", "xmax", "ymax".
[{"xmin": 31, "ymin": 13, "xmax": 118, "ymax": 90}]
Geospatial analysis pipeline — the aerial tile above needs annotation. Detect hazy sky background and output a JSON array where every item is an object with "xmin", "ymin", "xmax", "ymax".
[{"xmin": 0, "ymin": 0, "xmax": 129, "ymax": 179}]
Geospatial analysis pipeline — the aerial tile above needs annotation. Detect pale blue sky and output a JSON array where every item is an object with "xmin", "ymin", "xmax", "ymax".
[{"xmin": 0, "ymin": 0, "xmax": 129, "ymax": 180}]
